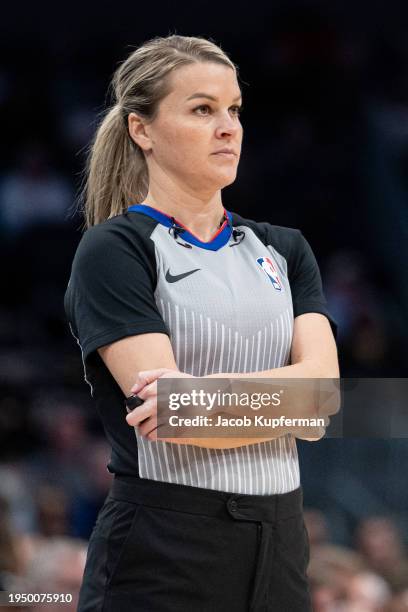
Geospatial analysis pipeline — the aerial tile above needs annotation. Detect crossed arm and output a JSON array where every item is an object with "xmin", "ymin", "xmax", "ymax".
[{"xmin": 97, "ymin": 312, "xmax": 339, "ymax": 449}]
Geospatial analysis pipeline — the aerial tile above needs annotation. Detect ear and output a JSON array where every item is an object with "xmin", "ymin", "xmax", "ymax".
[{"xmin": 128, "ymin": 112, "xmax": 153, "ymax": 151}]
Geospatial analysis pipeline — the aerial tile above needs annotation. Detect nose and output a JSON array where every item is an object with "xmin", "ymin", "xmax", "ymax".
[{"xmin": 214, "ymin": 111, "xmax": 241, "ymax": 139}]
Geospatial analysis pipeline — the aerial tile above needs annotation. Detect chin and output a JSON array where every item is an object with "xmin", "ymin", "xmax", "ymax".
[
  {"xmin": 190, "ymin": 169, "xmax": 238, "ymax": 193},
  {"xmin": 220, "ymin": 173, "xmax": 238, "ymax": 189},
  {"xmin": 211, "ymin": 169, "xmax": 239, "ymax": 190}
]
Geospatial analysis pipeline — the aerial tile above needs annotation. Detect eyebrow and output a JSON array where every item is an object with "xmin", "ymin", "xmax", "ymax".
[{"xmin": 186, "ymin": 93, "xmax": 242, "ymax": 102}]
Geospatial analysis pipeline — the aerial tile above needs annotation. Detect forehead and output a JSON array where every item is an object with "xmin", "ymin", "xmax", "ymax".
[{"xmin": 164, "ymin": 62, "xmax": 241, "ymax": 102}]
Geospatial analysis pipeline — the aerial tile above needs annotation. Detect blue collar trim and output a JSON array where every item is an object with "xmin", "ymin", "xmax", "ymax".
[{"xmin": 127, "ymin": 204, "xmax": 233, "ymax": 251}]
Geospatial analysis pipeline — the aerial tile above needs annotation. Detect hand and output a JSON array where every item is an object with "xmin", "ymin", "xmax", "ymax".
[{"xmin": 126, "ymin": 368, "xmax": 195, "ymax": 440}]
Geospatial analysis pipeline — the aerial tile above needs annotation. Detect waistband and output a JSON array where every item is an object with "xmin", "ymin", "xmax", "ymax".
[{"xmin": 110, "ymin": 476, "xmax": 303, "ymax": 523}]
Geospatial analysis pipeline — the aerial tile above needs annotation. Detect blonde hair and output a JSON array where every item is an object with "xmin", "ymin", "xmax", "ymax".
[{"xmin": 80, "ymin": 35, "xmax": 238, "ymax": 228}]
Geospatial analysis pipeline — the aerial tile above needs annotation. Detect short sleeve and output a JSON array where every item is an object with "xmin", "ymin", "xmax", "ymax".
[
  {"xmin": 288, "ymin": 230, "xmax": 338, "ymax": 339},
  {"xmin": 64, "ymin": 223, "xmax": 169, "ymax": 360}
]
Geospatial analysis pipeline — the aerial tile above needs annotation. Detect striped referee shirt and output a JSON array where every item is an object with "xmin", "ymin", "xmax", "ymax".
[{"xmin": 64, "ymin": 205, "xmax": 336, "ymax": 495}]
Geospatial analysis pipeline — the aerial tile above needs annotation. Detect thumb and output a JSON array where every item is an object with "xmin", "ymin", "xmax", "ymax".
[{"xmin": 131, "ymin": 368, "xmax": 174, "ymax": 393}]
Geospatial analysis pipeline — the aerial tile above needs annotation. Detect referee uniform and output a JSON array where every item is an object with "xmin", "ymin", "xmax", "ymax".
[{"xmin": 64, "ymin": 205, "xmax": 337, "ymax": 611}]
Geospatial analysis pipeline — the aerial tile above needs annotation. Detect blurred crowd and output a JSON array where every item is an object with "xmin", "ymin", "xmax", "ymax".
[
  {"xmin": 1, "ymin": 1, "xmax": 408, "ymax": 610},
  {"xmin": 305, "ymin": 510, "xmax": 408, "ymax": 611}
]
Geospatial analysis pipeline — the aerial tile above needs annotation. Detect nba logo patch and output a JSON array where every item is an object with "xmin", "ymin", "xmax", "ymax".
[{"xmin": 257, "ymin": 256, "xmax": 283, "ymax": 291}]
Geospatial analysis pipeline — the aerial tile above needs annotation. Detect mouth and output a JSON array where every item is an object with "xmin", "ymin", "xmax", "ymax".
[{"xmin": 212, "ymin": 151, "xmax": 237, "ymax": 158}]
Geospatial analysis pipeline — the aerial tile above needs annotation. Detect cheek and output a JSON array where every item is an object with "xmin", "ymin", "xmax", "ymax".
[{"xmin": 159, "ymin": 124, "xmax": 207, "ymax": 166}]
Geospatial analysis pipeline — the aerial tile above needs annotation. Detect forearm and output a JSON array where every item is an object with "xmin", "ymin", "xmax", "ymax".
[
  {"xmin": 160, "ymin": 425, "xmax": 325, "ymax": 448},
  {"xmin": 170, "ymin": 361, "xmax": 338, "ymax": 447},
  {"xmin": 147, "ymin": 357, "xmax": 339, "ymax": 448},
  {"xmin": 206, "ymin": 360, "xmax": 339, "ymax": 379},
  {"xmin": 160, "ymin": 435, "xmax": 288, "ymax": 449}
]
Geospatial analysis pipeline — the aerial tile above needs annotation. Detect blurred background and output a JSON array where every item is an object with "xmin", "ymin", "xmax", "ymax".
[{"xmin": 0, "ymin": 1, "xmax": 408, "ymax": 610}]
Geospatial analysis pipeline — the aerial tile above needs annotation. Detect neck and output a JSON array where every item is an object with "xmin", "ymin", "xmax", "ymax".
[{"xmin": 141, "ymin": 176, "xmax": 225, "ymax": 243}]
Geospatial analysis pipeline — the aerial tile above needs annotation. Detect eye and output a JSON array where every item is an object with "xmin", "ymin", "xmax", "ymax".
[
  {"xmin": 230, "ymin": 105, "xmax": 243, "ymax": 117},
  {"xmin": 193, "ymin": 104, "xmax": 211, "ymax": 115},
  {"xmin": 192, "ymin": 104, "xmax": 243, "ymax": 117}
]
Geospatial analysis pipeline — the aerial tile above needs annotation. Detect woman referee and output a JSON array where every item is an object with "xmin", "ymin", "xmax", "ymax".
[{"xmin": 64, "ymin": 35, "xmax": 339, "ymax": 611}]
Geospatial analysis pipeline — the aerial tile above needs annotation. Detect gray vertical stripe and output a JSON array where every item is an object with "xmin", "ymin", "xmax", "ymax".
[
  {"xmin": 220, "ymin": 449, "xmax": 229, "ymax": 492},
  {"xmin": 284, "ymin": 309, "xmax": 292, "ymax": 365},
  {"xmin": 138, "ymin": 430, "xmax": 149, "ymax": 478},
  {"xmin": 191, "ymin": 444, "xmax": 200, "ymax": 482},
  {"xmin": 175, "ymin": 304, "xmax": 180, "ymax": 367},
  {"xmin": 226, "ymin": 327, "xmax": 231, "ymax": 372},
  {"xmin": 236, "ymin": 448, "xmax": 242, "ymax": 493},
  {"xmin": 167, "ymin": 301, "xmax": 172, "ymax": 333},
  {"xmin": 238, "ymin": 335, "xmax": 243, "ymax": 372},
  {"xmin": 204, "ymin": 317, "xmax": 212, "ymax": 376},
  {"xmin": 168, "ymin": 444, "xmax": 178, "ymax": 484},
  {"xmin": 211, "ymin": 320, "xmax": 218, "ymax": 373},
  {"xmin": 218, "ymin": 324, "xmax": 225, "ymax": 373},
  {"xmin": 135, "ymin": 302, "xmax": 299, "ymax": 494},
  {"xmin": 214, "ymin": 450, "xmax": 222, "ymax": 491},
  {"xmin": 231, "ymin": 331, "xmax": 238, "ymax": 372},
  {"xmin": 206, "ymin": 447, "xmax": 215, "ymax": 488},
  {"xmin": 272, "ymin": 318, "xmax": 279, "ymax": 368},
  {"xmin": 245, "ymin": 445, "xmax": 252, "ymax": 494},
  {"xmin": 146, "ymin": 441, "xmax": 157, "ymax": 481},
  {"xmin": 253, "ymin": 446, "xmax": 259, "ymax": 493},
  {"xmin": 228, "ymin": 450, "xmax": 235, "ymax": 492},
  {"xmin": 162, "ymin": 443, "xmax": 172, "ymax": 482},
  {"xmin": 255, "ymin": 330, "xmax": 261, "ymax": 372},
  {"xmin": 177, "ymin": 444, "xmax": 187, "ymax": 485},
  {"xmin": 191, "ymin": 310, "xmax": 196, "ymax": 375},
  {"xmin": 198, "ymin": 314, "xmax": 204, "ymax": 377},
  {"xmin": 261, "ymin": 326, "xmax": 267, "ymax": 371},
  {"xmin": 155, "ymin": 443, "xmax": 165, "ymax": 481},
  {"xmin": 183, "ymin": 308, "xmax": 188, "ymax": 373},
  {"xmin": 268, "ymin": 321, "xmax": 274, "ymax": 369},
  {"xmin": 258, "ymin": 444, "xmax": 266, "ymax": 494},
  {"xmin": 278, "ymin": 437, "xmax": 285, "ymax": 492}
]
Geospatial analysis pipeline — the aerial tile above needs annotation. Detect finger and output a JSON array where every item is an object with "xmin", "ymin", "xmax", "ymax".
[
  {"xmin": 130, "ymin": 372, "xmax": 148, "ymax": 394},
  {"xmin": 126, "ymin": 399, "xmax": 154, "ymax": 427},
  {"xmin": 136, "ymin": 379, "xmax": 158, "ymax": 401},
  {"xmin": 147, "ymin": 428, "xmax": 158, "ymax": 442},
  {"xmin": 139, "ymin": 415, "xmax": 158, "ymax": 438},
  {"xmin": 131, "ymin": 369, "xmax": 174, "ymax": 393},
  {"xmin": 295, "ymin": 426, "xmax": 326, "ymax": 441},
  {"xmin": 146, "ymin": 422, "xmax": 170, "ymax": 442},
  {"xmin": 141, "ymin": 415, "xmax": 172, "ymax": 441}
]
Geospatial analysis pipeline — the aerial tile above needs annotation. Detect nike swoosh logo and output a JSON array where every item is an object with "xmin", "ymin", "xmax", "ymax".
[{"xmin": 165, "ymin": 268, "xmax": 201, "ymax": 283}]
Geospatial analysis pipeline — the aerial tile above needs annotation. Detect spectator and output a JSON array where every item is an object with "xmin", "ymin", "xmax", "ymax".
[
  {"xmin": 355, "ymin": 517, "xmax": 408, "ymax": 593},
  {"xmin": 308, "ymin": 544, "xmax": 366, "ymax": 606},
  {"xmin": 340, "ymin": 570, "xmax": 391, "ymax": 611},
  {"xmin": 24, "ymin": 537, "xmax": 86, "ymax": 612}
]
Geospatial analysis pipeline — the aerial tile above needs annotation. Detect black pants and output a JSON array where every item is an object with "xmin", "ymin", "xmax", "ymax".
[{"xmin": 78, "ymin": 476, "xmax": 311, "ymax": 612}]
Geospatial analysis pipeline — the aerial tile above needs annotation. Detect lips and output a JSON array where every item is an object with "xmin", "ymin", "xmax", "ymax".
[{"xmin": 212, "ymin": 149, "xmax": 237, "ymax": 156}]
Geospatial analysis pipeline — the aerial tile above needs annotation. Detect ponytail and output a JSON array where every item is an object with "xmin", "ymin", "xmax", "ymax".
[{"xmin": 81, "ymin": 105, "xmax": 148, "ymax": 228}]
